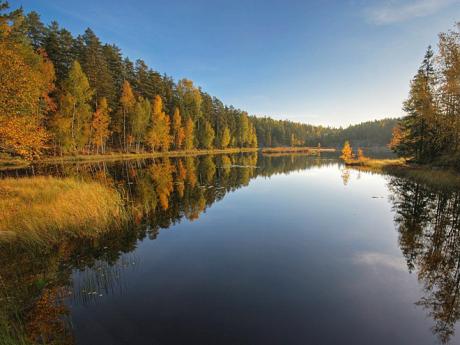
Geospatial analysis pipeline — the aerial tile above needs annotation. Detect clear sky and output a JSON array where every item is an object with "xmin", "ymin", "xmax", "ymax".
[{"xmin": 9, "ymin": 0, "xmax": 460, "ymax": 127}]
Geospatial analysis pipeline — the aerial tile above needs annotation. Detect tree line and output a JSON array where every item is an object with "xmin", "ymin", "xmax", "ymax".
[
  {"xmin": 390, "ymin": 23, "xmax": 460, "ymax": 170},
  {"xmin": 252, "ymin": 116, "xmax": 397, "ymax": 148},
  {"xmin": 0, "ymin": 2, "xmax": 396, "ymax": 160},
  {"xmin": 0, "ymin": 3, "xmax": 257, "ymax": 159}
]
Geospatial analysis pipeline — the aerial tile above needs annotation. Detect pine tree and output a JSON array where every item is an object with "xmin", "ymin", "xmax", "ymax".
[
  {"xmin": 396, "ymin": 47, "xmax": 437, "ymax": 162},
  {"xmin": 79, "ymin": 28, "xmax": 115, "ymax": 106}
]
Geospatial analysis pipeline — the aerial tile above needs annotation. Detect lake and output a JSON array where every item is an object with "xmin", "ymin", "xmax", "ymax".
[{"xmin": 1, "ymin": 153, "xmax": 460, "ymax": 345}]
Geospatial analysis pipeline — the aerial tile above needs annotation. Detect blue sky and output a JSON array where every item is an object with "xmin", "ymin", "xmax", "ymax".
[{"xmin": 9, "ymin": 0, "xmax": 460, "ymax": 127}]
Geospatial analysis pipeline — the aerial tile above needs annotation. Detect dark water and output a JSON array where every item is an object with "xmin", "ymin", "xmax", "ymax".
[{"xmin": 1, "ymin": 153, "xmax": 460, "ymax": 345}]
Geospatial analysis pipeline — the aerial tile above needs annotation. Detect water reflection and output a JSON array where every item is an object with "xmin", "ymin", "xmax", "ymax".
[
  {"xmin": 0, "ymin": 153, "xmax": 339, "ymax": 344},
  {"xmin": 389, "ymin": 177, "xmax": 460, "ymax": 344},
  {"xmin": 1, "ymin": 153, "xmax": 459, "ymax": 344}
]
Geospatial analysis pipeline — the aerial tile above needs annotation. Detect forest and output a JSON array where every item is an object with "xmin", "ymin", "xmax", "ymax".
[
  {"xmin": 390, "ymin": 23, "xmax": 460, "ymax": 170},
  {"xmin": 0, "ymin": 2, "xmax": 395, "ymax": 160}
]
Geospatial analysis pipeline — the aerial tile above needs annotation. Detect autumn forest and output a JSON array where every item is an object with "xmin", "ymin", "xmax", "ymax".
[{"xmin": 0, "ymin": 2, "xmax": 399, "ymax": 161}]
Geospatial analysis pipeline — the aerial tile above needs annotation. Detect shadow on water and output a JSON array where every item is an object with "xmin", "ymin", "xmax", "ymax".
[{"xmin": 1, "ymin": 152, "xmax": 459, "ymax": 344}]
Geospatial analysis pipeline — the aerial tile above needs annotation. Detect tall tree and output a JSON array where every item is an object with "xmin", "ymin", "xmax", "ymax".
[
  {"xmin": 0, "ymin": 4, "xmax": 54, "ymax": 159},
  {"xmin": 172, "ymin": 107, "xmax": 185, "ymax": 150},
  {"xmin": 146, "ymin": 95, "xmax": 171, "ymax": 152},
  {"xmin": 120, "ymin": 80, "xmax": 135, "ymax": 151},
  {"xmin": 131, "ymin": 97, "xmax": 151, "ymax": 152},
  {"xmin": 438, "ymin": 26, "xmax": 460, "ymax": 154},
  {"xmin": 79, "ymin": 28, "xmax": 115, "ymax": 106},
  {"xmin": 52, "ymin": 60, "xmax": 93, "ymax": 152},
  {"xmin": 184, "ymin": 117, "xmax": 195, "ymax": 150},
  {"xmin": 398, "ymin": 47, "xmax": 437, "ymax": 162},
  {"xmin": 220, "ymin": 127, "xmax": 231, "ymax": 149},
  {"xmin": 91, "ymin": 97, "xmax": 111, "ymax": 153},
  {"xmin": 201, "ymin": 120, "xmax": 215, "ymax": 149}
]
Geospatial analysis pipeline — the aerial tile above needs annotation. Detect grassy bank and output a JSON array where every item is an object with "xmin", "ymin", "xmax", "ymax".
[
  {"xmin": 345, "ymin": 157, "xmax": 460, "ymax": 189},
  {"xmin": 344, "ymin": 158, "xmax": 407, "ymax": 170},
  {"xmin": 0, "ymin": 148, "xmax": 259, "ymax": 169},
  {"xmin": 261, "ymin": 147, "xmax": 336, "ymax": 154},
  {"xmin": 0, "ymin": 176, "xmax": 125, "ymax": 245}
]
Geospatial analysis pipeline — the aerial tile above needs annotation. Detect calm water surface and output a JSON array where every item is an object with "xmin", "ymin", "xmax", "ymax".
[{"xmin": 2, "ymin": 153, "xmax": 460, "ymax": 345}]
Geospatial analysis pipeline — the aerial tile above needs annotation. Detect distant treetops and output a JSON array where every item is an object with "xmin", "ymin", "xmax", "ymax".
[
  {"xmin": 0, "ymin": 2, "xmax": 396, "ymax": 160},
  {"xmin": 390, "ymin": 23, "xmax": 460, "ymax": 170}
]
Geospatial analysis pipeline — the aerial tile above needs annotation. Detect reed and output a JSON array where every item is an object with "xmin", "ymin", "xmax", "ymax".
[{"xmin": 0, "ymin": 176, "xmax": 125, "ymax": 245}]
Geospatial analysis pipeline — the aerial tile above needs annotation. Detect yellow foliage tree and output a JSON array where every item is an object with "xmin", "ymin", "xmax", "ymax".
[
  {"xmin": 145, "ymin": 95, "xmax": 171, "ymax": 152},
  {"xmin": 0, "ymin": 13, "xmax": 55, "ymax": 159},
  {"xmin": 91, "ymin": 97, "xmax": 111, "ymax": 153},
  {"xmin": 220, "ymin": 126, "xmax": 231, "ymax": 149},
  {"xmin": 120, "ymin": 80, "xmax": 135, "ymax": 151},
  {"xmin": 184, "ymin": 117, "xmax": 195, "ymax": 150},
  {"xmin": 340, "ymin": 141, "xmax": 353, "ymax": 161},
  {"xmin": 172, "ymin": 107, "xmax": 185, "ymax": 150}
]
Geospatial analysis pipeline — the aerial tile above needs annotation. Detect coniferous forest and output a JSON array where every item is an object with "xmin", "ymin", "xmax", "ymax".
[
  {"xmin": 390, "ymin": 24, "xmax": 460, "ymax": 170},
  {"xmin": 0, "ymin": 2, "xmax": 396, "ymax": 160}
]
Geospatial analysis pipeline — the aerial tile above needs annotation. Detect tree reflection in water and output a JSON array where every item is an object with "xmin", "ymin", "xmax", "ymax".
[
  {"xmin": 6, "ymin": 154, "xmax": 459, "ymax": 344},
  {"xmin": 389, "ymin": 177, "xmax": 460, "ymax": 343},
  {"xmin": 0, "ymin": 153, "xmax": 337, "ymax": 344}
]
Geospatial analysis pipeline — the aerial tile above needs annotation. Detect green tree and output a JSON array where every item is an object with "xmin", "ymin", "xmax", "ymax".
[
  {"xmin": 184, "ymin": 117, "xmax": 195, "ymax": 150},
  {"xmin": 396, "ymin": 47, "xmax": 437, "ymax": 162},
  {"xmin": 131, "ymin": 97, "xmax": 151, "ymax": 152},
  {"xmin": 201, "ymin": 120, "xmax": 215, "ymax": 149},
  {"xmin": 220, "ymin": 127, "xmax": 231, "ymax": 149},
  {"xmin": 52, "ymin": 60, "xmax": 93, "ymax": 152}
]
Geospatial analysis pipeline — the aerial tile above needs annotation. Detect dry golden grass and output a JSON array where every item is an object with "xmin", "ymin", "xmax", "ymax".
[
  {"xmin": 344, "ymin": 158, "xmax": 406, "ymax": 169},
  {"xmin": 0, "ymin": 176, "xmax": 125, "ymax": 244},
  {"xmin": 345, "ymin": 157, "xmax": 460, "ymax": 189}
]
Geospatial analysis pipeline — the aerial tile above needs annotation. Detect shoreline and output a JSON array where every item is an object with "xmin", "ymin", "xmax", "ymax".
[
  {"xmin": 0, "ymin": 147, "xmax": 260, "ymax": 169},
  {"xmin": 345, "ymin": 158, "xmax": 460, "ymax": 189},
  {"xmin": 0, "ymin": 147, "xmax": 339, "ymax": 169},
  {"xmin": 261, "ymin": 147, "xmax": 336, "ymax": 154}
]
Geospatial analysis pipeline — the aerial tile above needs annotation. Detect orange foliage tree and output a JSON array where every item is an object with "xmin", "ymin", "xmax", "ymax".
[
  {"xmin": 340, "ymin": 141, "xmax": 354, "ymax": 161},
  {"xmin": 145, "ymin": 95, "xmax": 171, "ymax": 152},
  {"xmin": 91, "ymin": 97, "xmax": 111, "ymax": 153},
  {"xmin": 0, "ymin": 10, "xmax": 55, "ymax": 159},
  {"xmin": 172, "ymin": 107, "xmax": 185, "ymax": 150}
]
